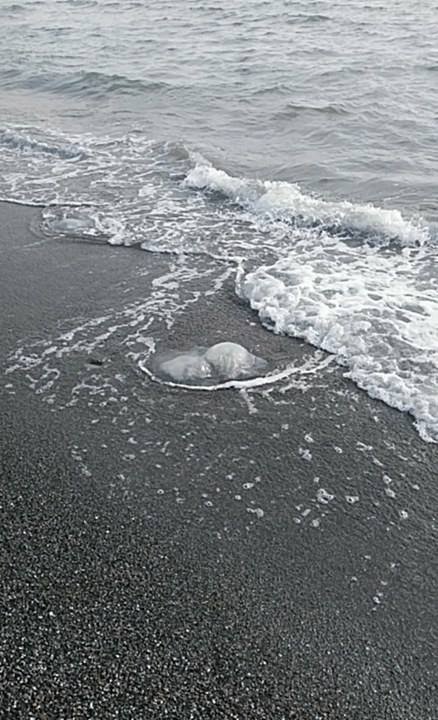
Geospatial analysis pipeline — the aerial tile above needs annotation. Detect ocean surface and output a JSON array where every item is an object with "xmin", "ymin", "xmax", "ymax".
[{"xmin": 1, "ymin": 0, "xmax": 438, "ymax": 440}]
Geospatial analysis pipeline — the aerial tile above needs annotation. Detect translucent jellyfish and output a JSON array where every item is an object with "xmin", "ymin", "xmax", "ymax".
[
  {"xmin": 204, "ymin": 342, "xmax": 267, "ymax": 379},
  {"xmin": 156, "ymin": 342, "xmax": 267, "ymax": 383},
  {"xmin": 159, "ymin": 349, "xmax": 212, "ymax": 382}
]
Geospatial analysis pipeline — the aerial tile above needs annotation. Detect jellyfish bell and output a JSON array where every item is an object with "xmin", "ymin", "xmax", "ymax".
[
  {"xmin": 204, "ymin": 341, "xmax": 267, "ymax": 379},
  {"xmin": 155, "ymin": 341, "xmax": 267, "ymax": 384},
  {"xmin": 159, "ymin": 349, "xmax": 212, "ymax": 382}
]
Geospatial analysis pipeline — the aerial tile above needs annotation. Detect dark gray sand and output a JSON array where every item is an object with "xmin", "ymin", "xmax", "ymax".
[{"xmin": 1, "ymin": 202, "xmax": 437, "ymax": 718}]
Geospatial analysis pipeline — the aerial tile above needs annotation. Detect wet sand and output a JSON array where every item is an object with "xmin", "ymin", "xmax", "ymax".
[{"xmin": 1, "ymin": 201, "xmax": 437, "ymax": 719}]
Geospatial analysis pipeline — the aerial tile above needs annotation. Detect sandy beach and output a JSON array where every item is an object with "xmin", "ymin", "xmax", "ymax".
[{"xmin": 1, "ymin": 201, "xmax": 437, "ymax": 718}]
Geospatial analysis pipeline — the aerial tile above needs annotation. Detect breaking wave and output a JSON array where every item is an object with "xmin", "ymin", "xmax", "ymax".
[{"xmin": 184, "ymin": 164, "xmax": 430, "ymax": 248}]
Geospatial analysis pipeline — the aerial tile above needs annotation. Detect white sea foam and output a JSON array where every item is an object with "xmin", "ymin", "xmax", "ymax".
[
  {"xmin": 0, "ymin": 127, "xmax": 201, "ymax": 248},
  {"xmin": 0, "ymin": 127, "xmax": 85, "ymax": 160},
  {"xmin": 238, "ymin": 246, "xmax": 438, "ymax": 442},
  {"xmin": 185, "ymin": 164, "xmax": 430, "ymax": 247}
]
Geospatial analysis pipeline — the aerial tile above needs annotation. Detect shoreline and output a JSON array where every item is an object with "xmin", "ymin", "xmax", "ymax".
[{"xmin": 1, "ymin": 201, "xmax": 437, "ymax": 718}]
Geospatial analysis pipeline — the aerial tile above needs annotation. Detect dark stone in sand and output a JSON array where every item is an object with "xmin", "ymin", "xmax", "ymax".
[{"xmin": 88, "ymin": 356, "xmax": 105, "ymax": 366}]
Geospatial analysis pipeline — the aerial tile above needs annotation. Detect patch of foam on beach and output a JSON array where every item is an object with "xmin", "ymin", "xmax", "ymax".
[
  {"xmin": 184, "ymin": 163, "xmax": 430, "ymax": 248},
  {"xmin": 0, "ymin": 126, "xmax": 202, "ymax": 248},
  {"xmin": 238, "ymin": 242, "xmax": 438, "ymax": 442},
  {"xmin": 0, "ymin": 126, "xmax": 272, "ymax": 259}
]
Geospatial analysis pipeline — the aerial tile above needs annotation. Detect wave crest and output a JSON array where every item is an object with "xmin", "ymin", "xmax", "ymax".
[
  {"xmin": 0, "ymin": 67, "xmax": 170, "ymax": 98},
  {"xmin": 184, "ymin": 163, "xmax": 430, "ymax": 248}
]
